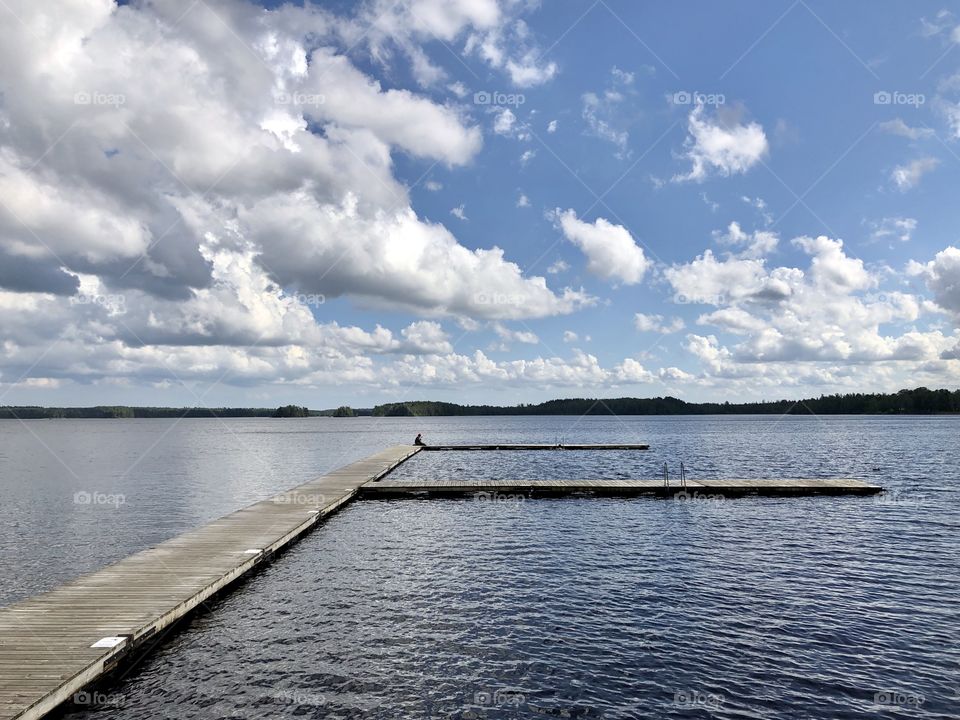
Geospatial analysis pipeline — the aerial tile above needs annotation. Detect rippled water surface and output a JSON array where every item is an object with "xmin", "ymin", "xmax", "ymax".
[{"xmin": 3, "ymin": 415, "xmax": 959, "ymax": 718}]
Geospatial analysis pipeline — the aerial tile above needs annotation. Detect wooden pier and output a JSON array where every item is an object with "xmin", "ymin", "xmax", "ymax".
[
  {"xmin": 362, "ymin": 477, "xmax": 883, "ymax": 498},
  {"xmin": 420, "ymin": 443, "xmax": 649, "ymax": 450},
  {"xmin": 0, "ymin": 443, "xmax": 882, "ymax": 719},
  {"xmin": 0, "ymin": 445, "xmax": 419, "ymax": 720}
]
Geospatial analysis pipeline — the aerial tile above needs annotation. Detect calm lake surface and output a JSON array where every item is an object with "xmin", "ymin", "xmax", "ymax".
[{"xmin": 2, "ymin": 415, "xmax": 958, "ymax": 718}]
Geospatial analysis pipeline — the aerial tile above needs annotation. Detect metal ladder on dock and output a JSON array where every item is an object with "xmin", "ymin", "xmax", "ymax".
[{"xmin": 662, "ymin": 462, "xmax": 687, "ymax": 488}]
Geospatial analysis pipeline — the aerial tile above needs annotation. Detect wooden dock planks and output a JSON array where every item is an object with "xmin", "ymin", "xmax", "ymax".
[{"xmin": 0, "ymin": 445, "xmax": 420, "ymax": 720}]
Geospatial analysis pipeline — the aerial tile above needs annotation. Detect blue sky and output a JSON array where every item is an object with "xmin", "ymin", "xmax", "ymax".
[{"xmin": 1, "ymin": 0, "xmax": 960, "ymax": 407}]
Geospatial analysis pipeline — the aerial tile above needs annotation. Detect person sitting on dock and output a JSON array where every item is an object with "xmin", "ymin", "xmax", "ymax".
[{"xmin": 414, "ymin": 433, "xmax": 426, "ymax": 446}]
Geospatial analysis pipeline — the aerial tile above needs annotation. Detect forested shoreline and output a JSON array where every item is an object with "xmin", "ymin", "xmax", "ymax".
[
  {"xmin": 2, "ymin": 387, "xmax": 960, "ymax": 419},
  {"xmin": 0, "ymin": 406, "xmax": 280, "ymax": 419},
  {"xmin": 369, "ymin": 387, "xmax": 960, "ymax": 416}
]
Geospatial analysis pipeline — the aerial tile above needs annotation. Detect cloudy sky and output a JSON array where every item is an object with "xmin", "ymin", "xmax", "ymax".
[{"xmin": 2, "ymin": 0, "xmax": 960, "ymax": 408}]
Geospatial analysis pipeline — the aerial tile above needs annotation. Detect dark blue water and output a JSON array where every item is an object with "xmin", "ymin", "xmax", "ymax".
[{"xmin": 2, "ymin": 416, "xmax": 957, "ymax": 717}]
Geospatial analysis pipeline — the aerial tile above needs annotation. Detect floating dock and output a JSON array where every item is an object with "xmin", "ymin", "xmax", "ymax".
[
  {"xmin": 420, "ymin": 443, "xmax": 649, "ymax": 450},
  {"xmin": 0, "ymin": 444, "xmax": 882, "ymax": 719},
  {"xmin": 362, "ymin": 477, "xmax": 883, "ymax": 498}
]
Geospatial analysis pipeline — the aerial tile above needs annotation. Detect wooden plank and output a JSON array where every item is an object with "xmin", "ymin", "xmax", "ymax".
[{"xmin": 0, "ymin": 445, "xmax": 421, "ymax": 720}]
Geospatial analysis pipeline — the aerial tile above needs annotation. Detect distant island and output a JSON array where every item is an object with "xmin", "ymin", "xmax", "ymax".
[
  {"xmin": 272, "ymin": 405, "xmax": 310, "ymax": 418},
  {"xmin": 2, "ymin": 387, "xmax": 959, "ymax": 419}
]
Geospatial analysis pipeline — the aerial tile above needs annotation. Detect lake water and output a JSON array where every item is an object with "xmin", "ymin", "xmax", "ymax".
[{"xmin": 2, "ymin": 415, "xmax": 958, "ymax": 718}]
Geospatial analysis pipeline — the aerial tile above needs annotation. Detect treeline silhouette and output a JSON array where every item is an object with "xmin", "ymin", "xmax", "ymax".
[
  {"xmin": 370, "ymin": 387, "xmax": 960, "ymax": 416},
  {"xmin": 272, "ymin": 405, "xmax": 310, "ymax": 418},
  {"xmin": 3, "ymin": 387, "xmax": 959, "ymax": 419},
  {"xmin": 0, "ymin": 406, "xmax": 281, "ymax": 419}
]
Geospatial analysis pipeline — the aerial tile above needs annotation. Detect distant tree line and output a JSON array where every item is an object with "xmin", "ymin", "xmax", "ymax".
[
  {"xmin": 0, "ymin": 406, "xmax": 280, "ymax": 419},
  {"xmin": 4, "ymin": 388, "xmax": 960, "ymax": 419},
  {"xmin": 369, "ymin": 387, "xmax": 960, "ymax": 416},
  {"xmin": 272, "ymin": 405, "xmax": 310, "ymax": 418},
  {"xmin": 313, "ymin": 406, "xmax": 370, "ymax": 416},
  {"xmin": 0, "ymin": 406, "xmax": 316, "ymax": 419}
]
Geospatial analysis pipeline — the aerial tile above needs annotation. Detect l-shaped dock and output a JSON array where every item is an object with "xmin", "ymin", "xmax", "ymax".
[{"xmin": 0, "ymin": 444, "xmax": 882, "ymax": 719}]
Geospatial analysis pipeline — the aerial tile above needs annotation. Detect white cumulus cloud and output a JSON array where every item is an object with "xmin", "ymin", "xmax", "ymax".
[
  {"xmin": 554, "ymin": 209, "xmax": 649, "ymax": 285},
  {"xmin": 634, "ymin": 313, "xmax": 685, "ymax": 334},
  {"xmin": 675, "ymin": 104, "xmax": 768, "ymax": 182}
]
